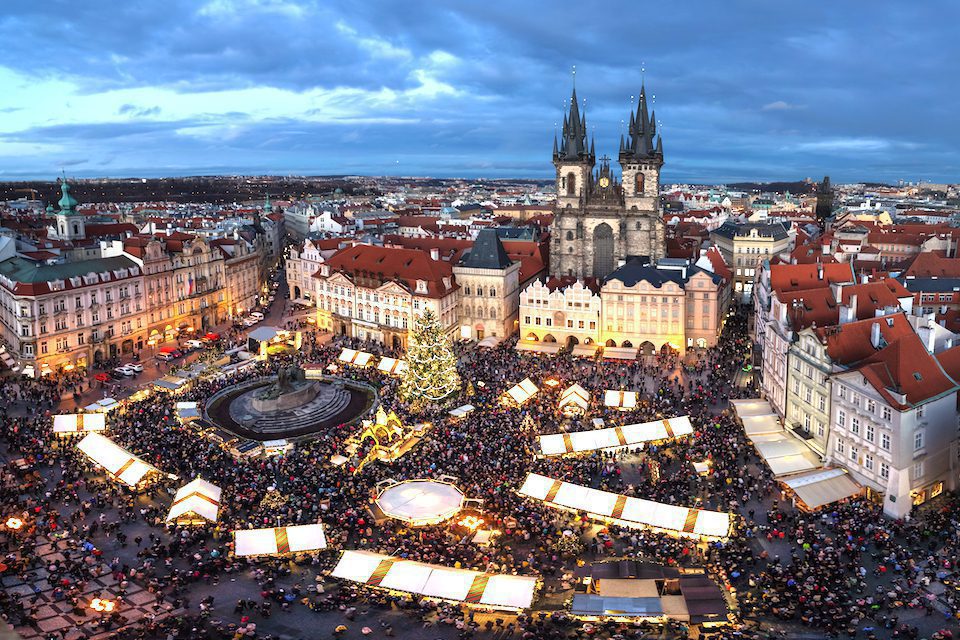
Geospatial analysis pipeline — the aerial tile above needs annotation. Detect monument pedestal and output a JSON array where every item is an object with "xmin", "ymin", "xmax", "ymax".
[{"xmin": 250, "ymin": 381, "xmax": 320, "ymax": 412}]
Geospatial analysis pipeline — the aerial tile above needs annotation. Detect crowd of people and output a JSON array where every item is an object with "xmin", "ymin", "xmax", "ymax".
[{"xmin": 0, "ymin": 307, "xmax": 958, "ymax": 640}]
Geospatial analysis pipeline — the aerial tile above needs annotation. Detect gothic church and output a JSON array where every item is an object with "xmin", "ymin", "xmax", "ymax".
[{"xmin": 552, "ymin": 85, "xmax": 665, "ymax": 279}]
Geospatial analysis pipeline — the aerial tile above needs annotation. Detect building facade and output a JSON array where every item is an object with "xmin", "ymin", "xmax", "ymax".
[
  {"xmin": 452, "ymin": 229, "xmax": 521, "ymax": 341},
  {"xmin": 311, "ymin": 244, "xmax": 459, "ymax": 349},
  {"xmin": 520, "ymin": 279, "xmax": 601, "ymax": 347},
  {"xmin": 552, "ymin": 87, "xmax": 665, "ymax": 280},
  {"xmin": 710, "ymin": 222, "xmax": 793, "ymax": 302}
]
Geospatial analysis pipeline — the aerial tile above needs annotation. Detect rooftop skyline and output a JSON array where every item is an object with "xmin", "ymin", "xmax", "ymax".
[{"xmin": 1, "ymin": 0, "xmax": 957, "ymax": 184}]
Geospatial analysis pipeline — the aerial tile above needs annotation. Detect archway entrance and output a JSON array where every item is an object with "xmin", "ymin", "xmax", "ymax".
[
  {"xmin": 605, "ymin": 339, "xmax": 617, "ymax": 347},
  {"xmin": 592, "ymin": 223, "xmax": 615, "ymax": 277},
  {"xmin": 543, "ymin": 334, "xmax": 557, "ymax": 343},
  {"xmin": 392, "ymin": 335, "xmax": 403, "ymax": 351},
  {"xmin": 294, "ymin": 285, "xmax": 302, "ymax": 299},
  {"xmin": 566, "ymin": 335, "xmax": 579, "ymax": 349},
  {"xmin": 638, "ymin": 341, "xmax": 655, "ymax": 356}
]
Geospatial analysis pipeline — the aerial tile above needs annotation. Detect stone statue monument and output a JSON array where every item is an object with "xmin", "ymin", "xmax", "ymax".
[{"xmin": 253, "ymin": 363, "xmax": 316, "ymax": 410}]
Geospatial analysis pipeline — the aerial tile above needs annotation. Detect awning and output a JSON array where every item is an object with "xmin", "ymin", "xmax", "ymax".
[
  {"xmin": 571, "ymin": 343, "xmax": 599, "ymax": 358},
  {"xmin": 477, "ymin": 336, "xmax": 501, "ymax": 348},
  {"xmin": 330, "ymin": 550, "xmax": 538, "ymax": 610},
  {"xmin": 154, "ymin": 376, "xmax": 189, "ymax": 391},
  {"xmin": 518, "ymin": 472, "xmax": 731, "ymax": 540},
  {"xmin": 750, "ymin": 432, "xmax": 821, "ymax": 477},
  {"xmin": 782, "ymin": 468, "xmax": 862, "ymax": 510},
  {"xmin": 603, "ymin": 346, "xmax": 638, "ymax": 360},
  {"xmin": 730, "ymin": 398, "xmax": 778, "ymax": 418},
  {"xmin": 516, "ymin": 341, "xmax": 561, "ymax": 355},
  {"xmin": 740, "ymin": 414, "xmax": 781, "ymax": 436}
]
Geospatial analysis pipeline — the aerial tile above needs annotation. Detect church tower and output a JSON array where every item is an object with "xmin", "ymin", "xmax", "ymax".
[
  {"xmin": 55, "ymin": 178, "xmax": 85, "ymax": 241},
  {"xmin": 552, "ymin": 80, "xmax": 665, "ymax": 280},
  {"xmin": 553, "ymin": 88, "xmax": 595, "ymax": 208}
]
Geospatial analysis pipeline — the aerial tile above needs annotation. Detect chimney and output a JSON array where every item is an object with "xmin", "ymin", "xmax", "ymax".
[
  {"xmin": 927, "ymin": 325, "xmax": 936, "ymax": 353},
  {"xmin": 430, "ymin": 248, "xmax": 439, "ymax": 261},
  {"xmin": 817, "ymin": 262, "xmax": 823, "ymax": 280},
  {"xmin": 861, "ymin": 273, "xmax": 869, "ymax": 285},
  {"xmin": 843, "ymin": 294, "xmax": 857, "ymax": 324},
  {"xmin": 870, "ymin": 322, "xmax": 881, "ymax": 349}
]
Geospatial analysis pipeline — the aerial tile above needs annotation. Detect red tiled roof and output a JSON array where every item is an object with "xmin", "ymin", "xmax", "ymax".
[
  {"xmin": 703, "ymin": 246, "xmax": 732, "ymax": 282},
  {"xmin": 853, "ymin": 331, "xmax": 956, "ymax": 409},
  {"xmin": 320, "ymin": 244, "xmax": 457, "ymax": 299},
  {"xmin": 84, "ymin": 223, "xmax": 139, "ymax": 238},
  {"xmin": 903, "ymin": 252, "xmax": 960, "ymax": 278},
  {"xmin": 816, "ymin": 312, "xmax": 914, "ymax": 365},
  {"xmin": 769, "ymin": 262, "xmax": 855, "ymax": 294}
]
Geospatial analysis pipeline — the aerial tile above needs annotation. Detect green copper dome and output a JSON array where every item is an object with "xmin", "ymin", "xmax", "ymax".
[{"xmin": 58, "ymin": 180, "xmax": 79, "ymax": 213}]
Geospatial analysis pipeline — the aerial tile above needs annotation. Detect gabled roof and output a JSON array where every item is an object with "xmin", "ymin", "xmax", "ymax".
[{"xmin": 903, "ymin": 252, "xmax": 960, "ymax": 278}]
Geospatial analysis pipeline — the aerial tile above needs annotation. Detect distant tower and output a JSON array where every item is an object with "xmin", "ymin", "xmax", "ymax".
[
  {"xmin": 55, "ymin": 178, "xmax": 85, "ymax": 241},
  {"xmin": 264, "ymin": 193, "xmax": 272, "ymax": 214},
  {"xmin": 815, "ymin": 176, "xmax": 833, "ymax": 224}
]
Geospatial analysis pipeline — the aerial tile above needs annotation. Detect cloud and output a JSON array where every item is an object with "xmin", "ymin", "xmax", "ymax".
[
  {"xmin": 762, "ymin": 101, "xmax": 799, "ymax": 111},
  {"xmin": 794, "ymin": 138, "xmax": 892, "ymax": 153},
  {"xmin": 118, "ymin": 104, "xmax": 161, "ymax": 117}
]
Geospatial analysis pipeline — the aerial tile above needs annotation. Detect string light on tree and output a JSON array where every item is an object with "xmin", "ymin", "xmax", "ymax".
[{"xmin": 399, "ymin": 309, "xmax": 460, "ymax": 407}]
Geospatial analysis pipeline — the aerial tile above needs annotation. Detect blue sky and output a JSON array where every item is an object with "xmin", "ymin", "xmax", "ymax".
[{"xmin": 0, "ymin": 0, "xmax": 957, "ymax": 183}]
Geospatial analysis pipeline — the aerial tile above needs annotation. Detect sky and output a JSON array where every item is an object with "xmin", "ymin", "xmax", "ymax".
[{"xmin": 0, "ymin": 0, "xmax": 957, "ymax": 184}]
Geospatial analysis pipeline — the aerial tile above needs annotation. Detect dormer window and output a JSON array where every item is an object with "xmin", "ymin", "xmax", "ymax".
[{"xmin": 416, "ymin": 280, "xmax": 428, "ymax": 293}]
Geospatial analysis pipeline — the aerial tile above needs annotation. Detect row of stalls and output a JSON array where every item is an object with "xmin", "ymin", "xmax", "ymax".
[
  {"xmin": 500, "ymin": 377, "xmax": 645, "ymax": 419},
  {"xmin": 337, "ymin": 348, "xmax": 407, "ymax": 376},
  {"xmin": 730, "ymin": 399, "xmax": 862, "ymax": 511},
  {"xmin": 535, "ymin": 416, "xmax": 694, "ymax": 457},
  {"xmin": 518, "ymin": 472, "xmax": 733, "ymax": 541},
  {"xmin": 517, "ymin": 341, "xmax": 641, "ymax": 361}
]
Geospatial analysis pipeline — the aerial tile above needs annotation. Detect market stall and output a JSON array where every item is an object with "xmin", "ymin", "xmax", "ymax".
[
  {"xmin": 83, "ymin": 398, "xmax": 121, "ymax": 413},
  {"xmin": 52, "ymin": 413, "xmax": 106, "ymax": 436},
  {"xmin": 376, "ymin": 357, "xmax": 407, "ymax": 375},
  {"xmin": 515, "ymin": 341, "xmax": 561, "ymax": 355},
  {"xmin": 781, "ymin": 467, "xmax": 862, "ymax": 511},
  {"xmin": 233, "ymin": 523, "xmax": 327, "ymax": 557},
  {"xmin": 518, "ymin": 472, "xmax": 732, "ymax": 540},
  {"xmin": 536, "ymin": 416, "xmax": 694, "ymax": 456},
  {"xmin": 603, "ymin": 346, "xmax": 638, "ymax": 360},
  {"xmin": 448, "ymin": 404, "xmax": 475, "ymax": 419},
  {"xmin": 330, "ymin": 550, "xmax": 539, "ymax": 611},
  {"xmin": 604, "ymin": 390, "xmax": 638, "ymax": 410},
  {"xmin": 174, "ymin": 401, "xmax": 201, "ymax": 424},
  {"xmin": 76, "ymin": 433, "xmax": 162, "ymax": 489},
  {"xmin": 558, "ymin": 384, "xmax": 590, "ymax": 415},
  {"xmin": 502, "ymin": 377, "xmax": 539, "ymax": 406},
  {"xmin": 165, "ymin": 478, "xmax": 222, "ymax": 525},
  {"xmin": 338, "ymin": 348, "xmax": 374, "ymax": 367}
]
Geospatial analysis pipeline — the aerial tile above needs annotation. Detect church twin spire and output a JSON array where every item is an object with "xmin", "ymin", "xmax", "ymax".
[{"xmin": 554, "ymin": 81, "xmax": 663, "ymax": 165}]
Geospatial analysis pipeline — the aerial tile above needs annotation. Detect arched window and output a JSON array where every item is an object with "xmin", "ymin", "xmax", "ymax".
[
  {"xmin": 635, "ymin": 172, "xmax": 645, "ymax": 195},
  {"xmin": 566, "ymin": 172, "xmax": 576, "ymax": 196},
  {"xmin": 464, "ymin": 285, "xmax": 471, "ymax": 295},
  {"xmin": 566, "ymin": 230, "xmax": 574, "ymax": 241},
  {"xmin": 489, "ymin": 287, "xmax": 496, "ymax": 297}
]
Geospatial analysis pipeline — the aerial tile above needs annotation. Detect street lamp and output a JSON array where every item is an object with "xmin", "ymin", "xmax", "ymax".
[
  {"xmin": 5, "ymin": 517, "xmax": 23, "ymax": 530},
  {"xmin": 90, "ymin": 598, "xmax": 116, "ymax": 613}
]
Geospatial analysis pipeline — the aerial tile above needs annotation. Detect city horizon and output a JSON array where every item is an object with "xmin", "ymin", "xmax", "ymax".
[{"xmin": 0, "ymin": 1, "xmax": 957, "ymax": 184}]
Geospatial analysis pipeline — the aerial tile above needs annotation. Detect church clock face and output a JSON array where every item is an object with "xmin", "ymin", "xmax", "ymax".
[{"xmin": 598, "ymin": 177, "xmax": 610, "ymax": 188}]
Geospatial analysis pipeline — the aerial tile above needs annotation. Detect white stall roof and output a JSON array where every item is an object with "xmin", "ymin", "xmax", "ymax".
[
  {"xmin": 740, "ymin": 414, "xmax": 782, "ymax": 437},
  {"xmin": 53, "ymin": 413, "xmax": 106, "ymax": 434},
  {"xmin": 517, "ymin": 472, "xmax": 731, "ymax": 540},
  {"xmin": 174, "ymin": 401, "xmax": 201, "ymax": 422},
  {"xmin": 76, "ymin": 433, "xmax": 158, "ymax": 487},
  {"xmin": 449, "ymin": 404, "xmax": 475, "ymax": 418},
  {"xmin": 730, "ymin": 398, "xmax": 778, "ymax": 418},
  {"xmin": 84, "ymin": 398, "xmax": 121, "ymax": 413},
  {"xmin": 572, "ymin": 343, "xmax": 600, "ymax": 358},
  {"xmin": 604, "ymin": 390, "xmax": 638, "ymax": 409},
  {"xmin": 166, "ymin": 478, "xmax": 222, "ymax": 523},
  {"xmin": 376, "ymin": 480, "xmax": 465, "ymax": 526},
  {"xmin": 505, "ymin": 378, "xmax": 539, "ymax": 405},
  {"xmin": 234, "ymin": 523, "xmax": 327, "ymax": 557},
  {"xmin": 330, "ymin": 550, "xmax": 538, "ymax": 610},
  {"xmin": 558, "ymin": 384, "xmax": 590, "ymax": 410},
  {"xmin": 782, "ymin": 468, "xmax": 861, "ymax": 510},
  {"xmin": 338, "ymin": 348, "xmax": 357, "ymax": 363},
  {"xmin": 377, "ymin": 357, "xmax": 407, "ymax": 375},
  {"xmin": 537, "ymin": 416, "xmax": 694, "ymax": 456}
]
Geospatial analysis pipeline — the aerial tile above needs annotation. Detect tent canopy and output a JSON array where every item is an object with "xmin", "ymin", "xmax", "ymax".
[
  {"xmin": 750, "ymin": 432, "xmax": 821, "ymax": 477},
  {"xmin": 248, "ymin": 326, "xmax": 282, "ymax": 342},
  {"xmin": 516, "ymin": 341, "xmax": 560, "ymax": 355},
  {"xmin": 338, "ymin": 348, "xmax": 373, "ymax": 366},
  {"xmin": 477, "ymin": 336, "xmax": 502, "ymax": 348},
  {"xmin": 538, "ymin": 416, "xmax": 694, "ymax": 456},
  {"xmin": 76, "ymin": 433, "xmax": 159, "ymax": 487},
  {"xmin": 518, "ymin": 472, "xmax": 731, "ymax": 540},
  {"xmin": 558, "ymin": 384, "xmax": 590, "ymax": 410},
  {"xmin": 53, "ymin": 413, "xmax": 106, "ymax": 434},
  {"xmin": 376, "ymin": 480, "xmax": 465, "ymax": 526},
  {"xmin": 572, "ymin": 343, "xmax": 599, "ymax": 358},
  {"xmin": 377, "ymin": 357, "xmax": 407, "ymax": 375},
  {"xmin": 505, "ymin": 378, "xmax": 539, "ymax": 405},
  {"xmin": 331, "ymin": 550, "xmax": 538, "ymax": 610},
  {"xmin": 166, "ymin": 478, "xmax": 222, "ymax": 523},
  {"xmin": 603, "ymin": 346, "xmax": 638, "ymax": 360},
  {"xmin": 234, "ymin": 523, "xmax": 327, "ymax": 557},
  {"xmin": 449, "ymin": 404, "xmax": 475, "ymax": 418}
]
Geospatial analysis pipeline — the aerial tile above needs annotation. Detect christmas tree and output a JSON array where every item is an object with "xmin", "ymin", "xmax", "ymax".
[{"xmin": 400, "ymin": 309, "xmax": 460, "ymax": 406}]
